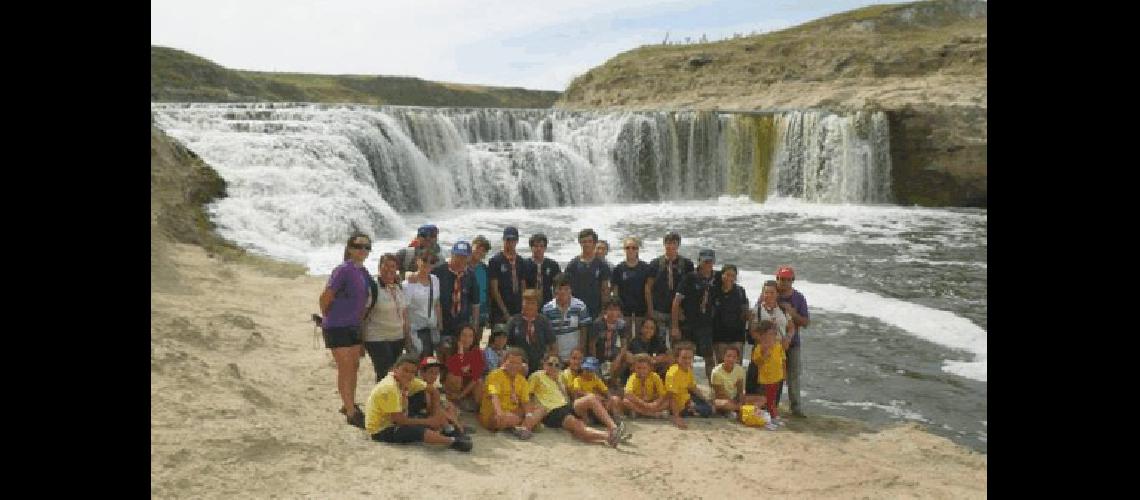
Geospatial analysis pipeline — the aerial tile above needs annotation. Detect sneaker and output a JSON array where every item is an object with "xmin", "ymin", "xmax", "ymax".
[
  {"xmin": 616, "ymin": 420, "xmax": 628, "ymax": 440},
  {"xmin": 449, "ymin": 437, "xmax": 473, "ymax": 452},
  {"xmin": 772, "ymin": 417, "xmax": 786, "ymax": 427},
  {"xmin": 343, "ymin": 404, "xmax": 365, "ymax": 429},
  {"xmin": 764, "ymin": 422, "xmax": 779, "ymax": 431}
]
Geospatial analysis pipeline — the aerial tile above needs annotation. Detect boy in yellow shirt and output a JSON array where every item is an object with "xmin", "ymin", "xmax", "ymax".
[
  {"xmin": 621, "ymin": 353, "xmax": 670, "ymax": 418},
  {"xmin": 664, "ymin": 342, "xmax": 713, "ymax": 429},
  {"xmin": 571, "ymin": 357, "xmax": 623, "ymax": 419},
  {"xmin": 365, "ymin": 353, "xmax": 472, "ymax": 451},
  {"xmin": 527, "ymin": 354, "xmax": 624, "ymax": 447},
  {"xmin": 479, "ymin": 347, "xmax": 543, "ymax": 439},
  {"xmin": 751, "ymin": 320, "xmax": 792, "ymax": 430}
]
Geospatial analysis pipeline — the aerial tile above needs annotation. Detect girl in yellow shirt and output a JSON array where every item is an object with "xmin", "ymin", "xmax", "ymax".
[{"xmin": 752, "ymin": 322, "xmax": 791, "ymax": 428}]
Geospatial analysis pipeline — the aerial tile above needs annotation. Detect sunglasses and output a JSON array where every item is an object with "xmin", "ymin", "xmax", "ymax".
[
  {"xmin": 349, "ymin": 243, "xmax": 372, "ymax": 251},
  {"xmin": 624, "ymin": 246, "xmax": 638, "ymax": 250}
]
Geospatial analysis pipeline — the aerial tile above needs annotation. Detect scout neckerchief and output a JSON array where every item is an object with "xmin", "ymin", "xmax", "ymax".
[
  {"xmin": 534, "ymin": 257, "xmax": 545, "ymax": 299},
  {"xmin": 504, "ymin": 252, "xmax": 519, "ymax": 294},
  {"xmin": 449, "ymin": 262, "xmax": 466, "ymax": 316}
]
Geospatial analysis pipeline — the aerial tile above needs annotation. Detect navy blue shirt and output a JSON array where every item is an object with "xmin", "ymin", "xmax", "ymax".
[
  {"xmin": 564, "ymin": 256, "xmax": 611, "ymax": 320},
  {"xmin": 522, "ymin": 257, "xmax": 561, "ymax": 305},
  {"xmin": 647, "ymin": 255, "xmax": 694, "ymax": 314},
  {"xmin": 610, "ymin": 260, "xmax": 651, "ymax": 316},
  {"xmin": 431, "ymin": 262, "xmax": 481, "ymax": 336},
  {"xmin": 676, "ymin": 270, "xmax": 718, "ymax": 328},
  {"xmin": 711, "ymin": 284, "xmax": 749, "ymax": 343},
  {"xmin": 487, "ymin": 251, "xmax": 525, "ymax": 323}
]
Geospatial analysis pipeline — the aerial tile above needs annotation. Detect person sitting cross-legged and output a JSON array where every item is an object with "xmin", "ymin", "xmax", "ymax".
[
  {"xmin": 478, "ymin": 347, "xmax": 543, "ymax": 439},
  {"xmin": 621, "ymin": 353, "xmax": 671, "ymax": 419}
]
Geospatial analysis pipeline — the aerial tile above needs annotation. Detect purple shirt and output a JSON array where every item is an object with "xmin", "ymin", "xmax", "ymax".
[
  {"xmin": 777, "ymin": 289, "xmax": 809, "ymax": 348},
  {"xmin": 323, "ymin": 260, "xmax": 371, "ymax": 328}
]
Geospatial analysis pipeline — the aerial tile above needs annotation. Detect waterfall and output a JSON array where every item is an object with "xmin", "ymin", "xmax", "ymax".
[{"xmin": 151, "ymin": 103, "xmax": 892, "ymax": 247}]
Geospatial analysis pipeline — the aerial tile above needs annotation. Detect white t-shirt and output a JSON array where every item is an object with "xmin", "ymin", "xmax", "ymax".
[
  {"xmin": 404, "ymin": 275, "xmax": 440, "ymax": 332},
  {"xmin": 755, "ymin": 303, "xmax": 790, "ymax": 338},
  {"xmin": 363, "ymin": 283, "xmax": 406, "ymax": 342}
]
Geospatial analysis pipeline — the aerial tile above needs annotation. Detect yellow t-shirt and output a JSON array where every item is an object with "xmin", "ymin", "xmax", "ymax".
[
  {"xmin": 665, "ymin": 364, "xmax": 695, "ymax": 409},
  {"xmin": 560, "ymin": 368, "xmax": 579, "ymax": 392},
  {"xmin": 479, "ymin": 368, "xmax": 531, "ymax": 424},
  {"xmin": 710, "ymin": 364, "xmax": 744, "ymax": 398},
  {"xmin": 572, "ymin": 374, "xmax": 609, "ymax": 396},
  {"xmin": 624, "ymin": 371, "xmax": 666, "ymax": 401},
  {"xmin": 528, "ymin": 371, "xmax": 568, "ymax": 410},
  {"xmin": 365, "ymin": 374, "xmax": 426, "ymax": 434},
  {"xmin": 753, "ymin": 343, "xmax": 786, "ymax": 384}
]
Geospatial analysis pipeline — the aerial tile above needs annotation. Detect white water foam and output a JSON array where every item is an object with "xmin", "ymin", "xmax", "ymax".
[{"xmin": 810, "ymin": 398, "xmax": 931, "ymax": 423}]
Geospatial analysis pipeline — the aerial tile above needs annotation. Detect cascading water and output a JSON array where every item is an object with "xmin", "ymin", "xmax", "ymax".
[{"xmin": 151, "ymin": 103, "xmax": 892, "ymax": 247}]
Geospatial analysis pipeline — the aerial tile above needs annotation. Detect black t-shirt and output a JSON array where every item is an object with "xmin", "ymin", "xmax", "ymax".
[
  {"xmin": 647, "ymin": 255, "xmax": 694, "ymax": 314},
  {"xmin": 431, "ymin": 262, "xmax": 480, "ymax": 331},
  {"xmin": 676, "ymin": 270, "xmax": 718, "ymax": 328},
  {"xmin": 487, "ymin": 251, "xmax": 525, "ymax": 322},
  {"xmin": 564, "ymin": 256, "xmax": 611, "ymax": 320},
  {"xmin": 522, "ymin": 257, "xmax": 561, "ymax": 305},
  {"xmin": 628, "ymin": 334, "xmax": 668, "ymax": 356},
  {"xmin": 589, "ymin": 319, "xmax": 627, "ymax": 362},
  {"xmin": 711, "ymin": 284, "xmax": 749, "ymax": 343},
  {"xmin": 610, "ymin": 260, "xmax": 651, "ymax": 316}
]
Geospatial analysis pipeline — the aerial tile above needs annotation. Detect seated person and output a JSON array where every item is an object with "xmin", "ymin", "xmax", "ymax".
[
  {"xmin": 570, "ymin": 357, "xmax": 623, "ymax": 418},
  {"xmin": 365, "ymin": 353, "xmax": 472, "ymax": 452},
  {"xmin": 621, "ymin": 353, "xmax": 670, "ymax": 418},
  {"xmin": 444, "ymin": 325, "xmax": 485, "ymax": 413},
  {"xmin": 506, "ymin": 289, "xmax": 556, "ymax": 376},
  {"xmin": 408, "ymin": 355, "xmax": 468, "ymax": 437},
  {"xmin": 484, "ymin": 328, "xmax": 509, "ymax": 370},
  {"xmin": 625, "ymin": 317, "xmax": 672, "ymax": 379},
  {"xmin": 560, "ymin": 347, "xmax": 585, "ymax": 391},
  {"xmin": 589, "ymin": 297, "xmax": 629, "ymax": 385},
  {"xmin": 709, "ymin": 345, "xmax": 764, "ymax": 421},
  {"xmin": 478, "ymin": 347, "xmax": 543, "ymax": 439},
  {"xmin": 664, "ymin": 342, "xmax": 714, "ymax": 429},
  {"xmin": 527, "ymin": 354, "xmax": 624, "ymax": 447}
]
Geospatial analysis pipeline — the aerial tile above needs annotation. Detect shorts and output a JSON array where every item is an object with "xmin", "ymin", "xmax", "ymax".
[
  {"xmin": 542, "ymin": 404, "xmax": 574, "ymax": 428},
  {"xmin": 407, "ymin": 391, "xmax": 428, "ymax": 416},
  {"xmin": 322, "ymin": 326, "xmax": 362, "ymax": 349},
  {"xmin": 372, "ymin": 424, "xmax": 428, "ymax": 444}
]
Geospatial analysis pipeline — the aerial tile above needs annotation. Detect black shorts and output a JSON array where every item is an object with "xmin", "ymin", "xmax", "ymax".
[
  {"xmin": 407, "ymin": 391, "xmax": 428, "ymax": 417},
  {"xmin": 372, "ymin": 424, "xmax": 428, "ymax": 444},
  {"xmin": 543, "ymin": 404, "xmax": 574, "ymax": 428},
  {"xmin": 323, "ymin": 326, "xmax": 362, "ymax": 349}
]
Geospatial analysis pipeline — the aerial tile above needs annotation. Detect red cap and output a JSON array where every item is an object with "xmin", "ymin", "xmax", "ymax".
[
  {"xmin": 776, "ymin": 266, "xmax": 795, "ymax": 279},
  {"xmin": 420, "ymin": 356, "xmax": 444, "ymax": 369}
]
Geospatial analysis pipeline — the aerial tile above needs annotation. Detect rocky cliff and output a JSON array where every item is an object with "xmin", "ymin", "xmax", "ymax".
[{"xmin": 558, "ymin": 0, "xmax": 987, "ymax": 207}]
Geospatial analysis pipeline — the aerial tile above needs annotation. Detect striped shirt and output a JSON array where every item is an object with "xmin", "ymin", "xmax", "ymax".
[{"xmin": 542, "ymin": 297, "xmax": 592, "ymax": 336}]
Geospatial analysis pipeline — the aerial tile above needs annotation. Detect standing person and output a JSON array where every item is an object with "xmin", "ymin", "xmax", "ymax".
[
  {"xmin": 432, "ymin": 241, "xmax": 481, "ymax": 345},
  {"xmin": 506, "ymin": 289, "xmax": 556, "ymax": 376},
  {"xmin": 404, "ymin": 254, "xmax": 442, "ymax": 359},
  {"xmin": 479, "ymin": 348, "xmax": 542, "ymax": 439},
  {"xmin": 710, "ymin": 264, "xmax": 750, "ymax": 369},
  {"xmin": 527, "ymin": 355, "xmax": 623, "ymax": 447},
  {"xmin": 645, "ymin": 232, "xmax": 694, "ymax": 348},
  {"xmin": 774, "ymin": 265, "xmax": 810, "ymax": 418},
  {"xmin": 523, "ymin": 233, "xmax": 561, "ymax": 306},
  {"xmin": 671, "ymin": 249, "xmax": 719, "ymax": 384},
  {"xmin": 488, "ymin": 227, "xmax": 526, "ymax": 333},
  {"xmin": 563, "ymin": 228, "xmax": 610, "ymax": 321},
  {"xmin": 363, "ymin": 253, "xmax": 413, "ymax": 383},
  {"xmin": 752, "ymin": 321, "xmax": 792, "ymax": 430},
  {"xmin": 610, "ymin": 237, "xmax": 651, "ymax": 343},
  {"xmin": 754, "ymin": 280, "xmax": 794, "ymax": 361},
  {"xmin": 318, "ymin": 232, "xmax": 373, "ymax": 429},
  {"xmin": 469, "ymin": 236, "xmax": 492, "ymax": 342},
  {"xmin": 395, "ymin": 225, "xmax": 440, "ymax": 277},
  {"xmin": 542, "ymin": 273, "xmax": 592, "ymax": 360},
  {"xmin": 595, "ymin": 240, "xmax": 612, "ymax": 269},
  {"xmin": 444, "ymin": 325, "xmax": 485, "ymax": 413},
  {"xmin": 364, "ymin": 353, "xmax": 473, "ymax": 452}
]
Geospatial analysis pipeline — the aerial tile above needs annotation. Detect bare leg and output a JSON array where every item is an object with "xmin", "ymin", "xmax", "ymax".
[
  {"xmin": 575, "ymin": 394, "xmax": 617, "ymax": 431},
  {"xmin": 331, "ymin": 345, "xmax": 362, "ymax": 415},
  {"xmin": 563, "ymin": 415, "xmax": 610, "ymax": 444}
]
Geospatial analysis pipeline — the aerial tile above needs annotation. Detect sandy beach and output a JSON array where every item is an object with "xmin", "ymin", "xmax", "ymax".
[{"xmin": 151, "ymin": 239, "xmax": 986, "ymax": 499}]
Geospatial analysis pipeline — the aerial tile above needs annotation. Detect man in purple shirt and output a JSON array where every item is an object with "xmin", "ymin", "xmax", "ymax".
[{"xmin": 775, "ymin": 265, "xmax": 810, "ymax": 418}]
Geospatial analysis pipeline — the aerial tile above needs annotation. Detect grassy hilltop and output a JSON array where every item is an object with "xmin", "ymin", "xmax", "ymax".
[{"xmin": 151, "ymin": 46, "xmax": 561, "ymax": 108}]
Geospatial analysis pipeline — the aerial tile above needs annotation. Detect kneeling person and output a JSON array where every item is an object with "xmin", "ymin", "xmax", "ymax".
[
  {"xmin": 365, "ymin": 354, "xmax": 472, "ymax": 452},
  {"xmin": 527, "ymin": 355, "xmax": 623, "ymax": 447}
]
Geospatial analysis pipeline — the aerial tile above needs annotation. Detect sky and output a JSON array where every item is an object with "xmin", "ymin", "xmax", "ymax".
[{"xmin": 152, "ymin": 0, "xmax": 910, "ymax": 91}]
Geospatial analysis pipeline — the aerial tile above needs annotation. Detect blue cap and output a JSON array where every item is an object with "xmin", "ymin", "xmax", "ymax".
[
  {"xmin": 452, "ymin": 241, "xmax": 472, "ymax": 256},
  {"xmin": 698, "ymin": 249, "xmax": 716, "ymax": 263},
  {"xmin": 581, "ymin": 357, "xmax": 600, "ymax": 372},
  {"xmin": 417, "ymin": 225, "xmax": 433, "ymax": 237},
  {"xmin": 503, "ymin": 226, "xmax": 519, "ymax": 240}
]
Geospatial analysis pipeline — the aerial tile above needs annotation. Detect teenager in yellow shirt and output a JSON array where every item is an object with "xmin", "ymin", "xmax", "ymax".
[
  {"xmin": 365, "ymin": 354, "xmax": 472, "ymax": 451},
  {"xmin": 527, "ymin": 354, "xmax": 624, "ymax": 447},
  {"xmin": 479, "ymin": 348, "xmax": 542, "ymax": 439},
  {"xmin": 571, "ymin": 357, "xmax": 623, "ymax": 418},
  {"xmin": 621, "ymin": 353, "xmax": 670, "ymax": 418},
  {"xmin": 664, "ymin": 342, "xmax": 713, "ymax": 429}
]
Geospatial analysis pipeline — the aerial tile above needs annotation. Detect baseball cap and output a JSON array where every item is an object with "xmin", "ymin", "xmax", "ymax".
[
  {"xmin": 776, "ymin": 266, "xmax": 795, "ymax": 279},
  {"xmin": 420, "ymin": 356, "xmax": 444, "ymax": 369},
  {"xmin": 503, "ymin": 226, "xmax": 519, "ymax": 241},
  {"xmin": 698, "ymin": 249, "xmax": 716, "ymax": 263},
  {"xmin": 417, "ymin": 225, "xmax": 433, "ymax": 237},
  {"xmin": 452, "ymin": 241, "xmax": 472, "ymax": 256},
  {"xmin": 581, "ymin": 357, "xmax": 600, "ymax": 372}
]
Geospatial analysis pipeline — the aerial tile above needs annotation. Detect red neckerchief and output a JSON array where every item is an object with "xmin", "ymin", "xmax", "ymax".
[{"xmin": 449, "ymin": 263, "xmax": 466, "ymax": 316}]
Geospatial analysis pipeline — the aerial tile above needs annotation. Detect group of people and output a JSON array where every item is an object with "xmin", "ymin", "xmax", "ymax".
[{"xmin": 317, "ymin": 224, "xmax": 810, "ymax": 452}]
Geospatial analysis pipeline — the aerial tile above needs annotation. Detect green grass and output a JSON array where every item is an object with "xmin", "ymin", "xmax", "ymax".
[{"xmin": 151, "ymin": 46, "xmax": 561, "ymax": 108}]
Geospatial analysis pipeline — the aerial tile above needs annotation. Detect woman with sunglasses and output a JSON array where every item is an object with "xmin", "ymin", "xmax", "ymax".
[
  {"xmin": 318, "ymin": 232, "xmax": 374, "ymax": 429},
  {"xmin": 609, "ymin": 237, "xmax": 651, "ymax": 344}
]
